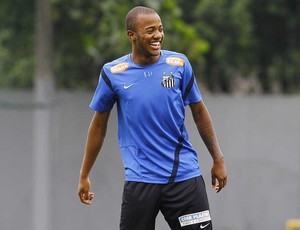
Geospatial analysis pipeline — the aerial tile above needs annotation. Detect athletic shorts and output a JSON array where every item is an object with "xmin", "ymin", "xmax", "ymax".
[{"xmin": 120, "ymin": 176, "xmax": 212, "ymax": 230}]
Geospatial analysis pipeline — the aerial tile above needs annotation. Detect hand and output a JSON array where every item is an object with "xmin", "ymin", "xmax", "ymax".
[
  {"xmin": 211, "ymin": 158, "xmax": 227, "ymax": 193},
  {"xmin": 78, "ymin": 176, "xmax": 95, "ymax": 205}
]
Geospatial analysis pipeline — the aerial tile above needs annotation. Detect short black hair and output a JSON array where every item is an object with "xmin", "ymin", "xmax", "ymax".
[{"xmin": 125, "ymin": 6, "xmax": 157, "ymax": 31}]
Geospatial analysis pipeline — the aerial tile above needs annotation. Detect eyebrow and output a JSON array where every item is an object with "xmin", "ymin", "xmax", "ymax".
[{"xmin": 145, "ymin": 24, "xmax": 163, "ymax": 30}]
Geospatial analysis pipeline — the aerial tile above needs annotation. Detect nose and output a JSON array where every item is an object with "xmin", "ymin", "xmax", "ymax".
[{"xmin": 153, "ymin": 30, "xmax": 163, "ymax": 39}]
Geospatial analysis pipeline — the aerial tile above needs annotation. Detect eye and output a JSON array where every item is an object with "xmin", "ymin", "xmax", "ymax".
[{"xmin": 146, "ymin": 29, "xmax": 154, "ymax": 34}]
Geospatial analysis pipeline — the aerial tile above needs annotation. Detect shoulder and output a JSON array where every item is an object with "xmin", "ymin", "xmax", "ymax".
[
  {"xmin": 102, "ymin": 54, "xmax": 131, "ymax": 75},
  {"xmin": 161, "ymin": 50, "xmax": 190, "ymax": 67}
]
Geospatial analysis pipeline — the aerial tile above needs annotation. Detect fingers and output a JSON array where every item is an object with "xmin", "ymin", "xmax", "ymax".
[
  {"xmin": 211, "ymin": 160, "xmax": 228, "ymax": 193},
  {"xmin": 211, "ymin": 175, "xmax": 221, "ymax": 193},
  {"xmin": 212, "ymin": 175, "xmax": 227, "ymax": 193},
  {"xmin": 211, "ymin": 175, "xmax": 216, "ymax": 189},
  {"xmin": 79, "ymin": 191, "xmax": 95, "ymax": 205},
  {"xmin": 78, "ymin": 177, "xmax": 94, "ymax": 205}
]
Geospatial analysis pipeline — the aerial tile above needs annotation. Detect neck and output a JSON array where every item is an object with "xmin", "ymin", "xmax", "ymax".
[{"xmin": 130, "ymin": 52, "xmax": 161, "ymax": 65}]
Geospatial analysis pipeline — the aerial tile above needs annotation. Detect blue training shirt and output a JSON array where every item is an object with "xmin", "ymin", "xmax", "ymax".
[{"xmin": 90, "ymin": 50, "xmax": 203, "ymax": 184}]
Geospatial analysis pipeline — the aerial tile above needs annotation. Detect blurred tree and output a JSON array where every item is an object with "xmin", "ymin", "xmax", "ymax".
[
  {"xmin": 52, "ymin": 0, "xmax": 130, "ymax": 88},
  {"xmin": 187, "ymin": 0, "xmax": 256, "ymax": 92},
  {"xmin": 250, "ymin": 0, "xmax": 288, "ymax": 93},
  {"xmin": 267, "ymin": 0, "xmax": 300, "ymax": 93},
  {"xmin": 249, "ymin": 0, "xmax": 300, "ymax": 93},
  {"xmin": 160, "ymin": 0, "xmax": 209, "ymax": 75},
  {"xmin": 0, "ymin": 0, "xmax": 34, "ymax": 88},
  {"xmin": 1, "ymin": 0, "xmax": 299, "ymax": 93},
  {"xmin": 52, "ymin": 0, "xmax": 208, "ymax": 88}
]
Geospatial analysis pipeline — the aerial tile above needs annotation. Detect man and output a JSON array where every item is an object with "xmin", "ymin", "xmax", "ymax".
[{"xmin": 78, "ymin": 6, "xmax": 227, "ymax": 230}]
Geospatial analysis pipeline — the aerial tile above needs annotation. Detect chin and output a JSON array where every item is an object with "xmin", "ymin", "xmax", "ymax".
[
  {"xmin": 151, "ymin": 49, "xmax": 161, "ymax": 57},
  {"xmin": 141, "ymin": 49, "xmax": 161, "ymax": 61}
]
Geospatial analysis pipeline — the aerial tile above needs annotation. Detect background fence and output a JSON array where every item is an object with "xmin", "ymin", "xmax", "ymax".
[{"xmin": 1, "ymin": 90, "xmax": 299, "ymax": 230}]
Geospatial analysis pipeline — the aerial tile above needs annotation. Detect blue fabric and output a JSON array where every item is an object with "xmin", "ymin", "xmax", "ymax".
[{"xmin": 90, "ymin": 50, "xmax": 203, "ymax": 183}]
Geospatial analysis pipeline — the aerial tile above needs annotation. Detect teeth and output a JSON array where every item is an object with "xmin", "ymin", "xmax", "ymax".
[{"xmin": 151, "ymin": 42, "xmax": 160, "ymax": 46}]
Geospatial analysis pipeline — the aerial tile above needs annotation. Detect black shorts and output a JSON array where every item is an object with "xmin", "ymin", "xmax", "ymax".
[{"xmin": 120, "ymin": 176, "xmax": 212, "ymax": 230}]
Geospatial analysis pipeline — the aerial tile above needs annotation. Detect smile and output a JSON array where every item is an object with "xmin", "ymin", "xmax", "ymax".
[{"xmin": 150, "ymin": 42, "xmax": 161, "ymax": 49}]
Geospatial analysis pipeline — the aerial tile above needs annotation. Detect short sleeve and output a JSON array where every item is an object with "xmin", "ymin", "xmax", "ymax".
[
  {"xmin": 89, "ymin": 68, "xmax": 116, "ymax": 112},
  {"xmin": 181, "ymin": 58, "xmax": 202, "ymax": 105}
]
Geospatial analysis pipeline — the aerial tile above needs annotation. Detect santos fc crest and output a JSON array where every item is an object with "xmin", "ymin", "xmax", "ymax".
[{"xmin": 161, "ymin": 75, "xmax": 175, "ymax": 88}]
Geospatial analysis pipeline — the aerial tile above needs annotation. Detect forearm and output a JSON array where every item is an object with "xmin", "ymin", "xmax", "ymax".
[
  {"xmin": 198, "ymin": 116, "xmax": 223, "ymax": 161},
  {"xmin": 190, "ymin": 101, "xmax": 227, "ymax": 192},
  {"xmin": 191, "ymin": 102, "xmax": 224, "ymax": 162},
  {"xmin": 80, "ymin": 112, "xmax": 108, "ymax": 178}
]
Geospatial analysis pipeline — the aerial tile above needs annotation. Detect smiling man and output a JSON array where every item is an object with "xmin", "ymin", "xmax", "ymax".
[
  {"xmin": 126, "ymin": 8, "xmax": 163, "ymax": 64},
  {"xmin": 78, "ymin": 6, "xmax": 227, "ymax": 230}
]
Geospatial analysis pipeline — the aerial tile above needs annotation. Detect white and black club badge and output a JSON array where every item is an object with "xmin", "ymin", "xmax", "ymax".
[{"xmin": 161, "ymin": 75, "xmax": 175, "ymax": 88}]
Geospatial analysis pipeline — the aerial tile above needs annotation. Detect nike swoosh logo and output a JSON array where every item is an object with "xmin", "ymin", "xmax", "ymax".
[
  {"xmin": 123, "ymin": 83, "xmax": 135, "ymax": 89},
  {"xmin": 200, "ymin": 223, "xmax": 210, "ymax": 229}
]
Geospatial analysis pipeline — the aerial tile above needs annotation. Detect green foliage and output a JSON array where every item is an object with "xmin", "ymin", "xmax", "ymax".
[
  {"xmin": 0, "ymin": 0, "xmax": 300, "ymax": 93},
  {"xmin": 52, "ymin": 0, "xmax": 160, "ymax": 88},
  {"xmin": 247, "ymin": 0, "xmax": 300, "ymax": 93},
  {"xmin": 190, "ymin": 0, "xmax": 256, "ymax": 92},
  {"xmin": 51, "ymin": 0, "xmax": 209, "ymax": 89},
  {"xmin": 159, "ymin": 0, "xmax": 209, "ymax": 65},
  {"xmin": 0, "ymin": 0, "xmax": 35, "ymax": 88}
]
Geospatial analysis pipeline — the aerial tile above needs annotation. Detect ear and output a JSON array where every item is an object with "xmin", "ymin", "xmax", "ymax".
[{"xmin": 127, "ymin": 30, "xmax": 136, "ymax": 41}]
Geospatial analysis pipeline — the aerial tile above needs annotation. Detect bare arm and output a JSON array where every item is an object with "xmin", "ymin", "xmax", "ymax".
[
  {"xmin": 189, "ymin": 100, "xmax": 227, "ymax": 193},
  {"xmin": 78, "ymin": 111, "xmax": 110, "ymax": 204}
]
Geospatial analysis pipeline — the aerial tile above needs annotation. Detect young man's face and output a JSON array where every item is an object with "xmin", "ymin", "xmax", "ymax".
[{"xmin": 131, "ymin": 13, "xmax": 164, "ymax": 60}]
